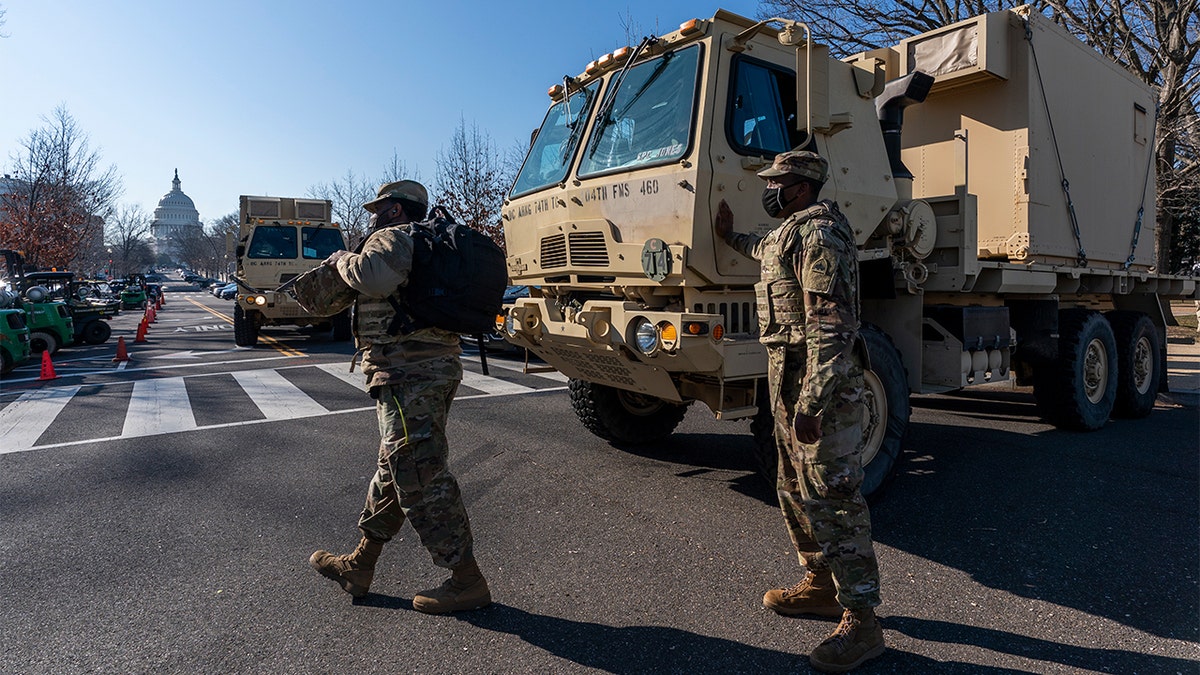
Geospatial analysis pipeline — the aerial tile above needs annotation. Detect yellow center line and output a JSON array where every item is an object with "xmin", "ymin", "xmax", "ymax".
[{"xmin": 183, "ymin": 297, "xmax": 304, "ymax": 357}]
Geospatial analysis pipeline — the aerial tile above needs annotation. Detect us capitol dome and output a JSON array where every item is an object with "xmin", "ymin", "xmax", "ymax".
[{"xmin": 151, "ymin": 169, "xmax": 202, "ymax": 262}]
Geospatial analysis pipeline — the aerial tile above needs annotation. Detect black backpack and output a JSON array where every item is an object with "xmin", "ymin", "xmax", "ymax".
[{"xmin": 387, "ymin": 208, "xmax": 507, "ymax": 335}]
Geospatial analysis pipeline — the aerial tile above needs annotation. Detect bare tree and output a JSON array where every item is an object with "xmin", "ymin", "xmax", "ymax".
[
  {"xmin": 759, "ymin": 0, "xmax": 1199, "ymax": 272},
  {"xmin": 308, "ymin": 170, "xmax": 374, "ymax": 249},
  {"xmin": 1, "ymin": 105, "xmax": 122, "ymax": 269},
  {"xmin": 106, "ymin": 204, "xmax": 154, "ymax": 276},
  {"xmin": 380, "ymin": 150, "xmax": 423, "ymax": 184},
  {"xmin": 433, "ymin": 117, "xmax": 509, "ymax": 249}
]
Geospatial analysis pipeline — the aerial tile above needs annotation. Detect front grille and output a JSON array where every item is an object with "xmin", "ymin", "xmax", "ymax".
[
  {"xmin": 568, "ymin": 232, "xmax": 609, "ymax": 266},
  {"xmin": 541, "ymin": 234, "xmax": 567, "ymax": 269},
  {"xmin": 694, "ymin": 301, "xmax": 756, "ymax": 335},
  {"xmin": 547, "ymin": 346, "xmax": 637, "ymax": 386}
]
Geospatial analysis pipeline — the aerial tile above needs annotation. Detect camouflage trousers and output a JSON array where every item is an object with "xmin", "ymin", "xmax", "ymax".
[
  {"xmin": 767, "ymin": 346, "xmax": 880, "ymax": 610},
  {"xmin": 357, "ymin": 356, "xmax": 475, "ymax": 569}
]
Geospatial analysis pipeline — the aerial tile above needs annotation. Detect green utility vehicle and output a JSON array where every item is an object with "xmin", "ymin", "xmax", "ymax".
[
  {"xmin": 0, "ymin": 250, "xmax": 75, "ymax": 355},
  {"xmin": 0, "ymin": 305, "xmax": 31, "ymax": 375},
  {"xmin": 21, "ymin": 271, "xmax": 117, "ymax": 345}
]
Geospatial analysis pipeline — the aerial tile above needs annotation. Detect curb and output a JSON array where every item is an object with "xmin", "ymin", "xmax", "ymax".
[{"xmin": 1159, "ymin": 391, "xmax": 1200, "ymax": 410}]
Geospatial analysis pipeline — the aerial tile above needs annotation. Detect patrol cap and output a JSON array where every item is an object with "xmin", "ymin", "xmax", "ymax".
[
  {"xmin": 756, "ymin": 150, "xmax": 829, "ymax": 183},
  {"xmin": 363, "ymin": 180, "xmax": 429, "ymax": 213}
]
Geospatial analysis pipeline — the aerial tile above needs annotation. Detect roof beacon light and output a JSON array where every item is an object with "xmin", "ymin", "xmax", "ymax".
[{"xmin": 679, "ymin": 19, "xmax": 701, "ymax": 35}]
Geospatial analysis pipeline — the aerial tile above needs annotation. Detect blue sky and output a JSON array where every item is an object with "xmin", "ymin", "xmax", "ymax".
[{"xmin": 0, "ymin": 1, "xmax": 764, "ymax": 226}]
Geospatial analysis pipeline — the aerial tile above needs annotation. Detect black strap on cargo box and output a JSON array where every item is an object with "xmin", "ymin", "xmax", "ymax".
[
  {"xmin": 1124, "ymin": 103, "xmax": 1158, "ymax": 270},
  {"xmin": 1025, "ymin": 19, "xmax": 1087, "ymax": 268}
]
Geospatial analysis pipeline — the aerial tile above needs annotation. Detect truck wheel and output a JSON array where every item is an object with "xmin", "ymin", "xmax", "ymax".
[
  {"xmin": 568, "ymin": 378, "xmax": 688, "ymax": 445},
  {"xmin": 29, "ymin": 331, "xmax": 59, "ymax": 355},
  {"xmin": 747, "ymin": 325, "xmax": 910, "ymax": 499},
  {"xmin": 331, "ymin": 309, "xmax": 352, "ymax": 341},
  {"xmin": 1033, "ymin": 309, "xmax": 1118, "ymax": 430},
  {"xmin": 859, "ymin": 324, "xmax": 911, "ymax": 498},
  {"xmin": 1106, "ymin": 311, "xmax": 1160, "ymax": 418},
  {"xmin": 234, "ymin": 305, "xmax": 259, "ymax": 347},
  {"xmin": 82, "ymin": 320, "xmax": 112, "ymax": 345}
]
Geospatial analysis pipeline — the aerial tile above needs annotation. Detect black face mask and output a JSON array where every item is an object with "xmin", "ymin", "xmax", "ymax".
[{"xmin": 761, "ymin": 186, "xmax": 788, "ymax": 218}]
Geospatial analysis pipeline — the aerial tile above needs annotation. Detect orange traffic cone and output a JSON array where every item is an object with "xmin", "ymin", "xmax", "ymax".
[
  {"xmin": 149, "ymin": 306, "xmax": 157, "ymax": 323},
  {"xmin": 112, "ymin": 336, "xmax": 130, "ymax": 362},
  {"xmin": 39, "ymin": 350, "xmax": 58, "ymax": 380},
  {"xmin": 155, "ymin": 295, "xmax": 162, "ymax": 310},
  {"xmin": 134, "ymin": 319, "xmax": 148, "ymax": 343},
  {"xmin": 159, "ymin": 293, "xmax": 165, "ymax": 307}
]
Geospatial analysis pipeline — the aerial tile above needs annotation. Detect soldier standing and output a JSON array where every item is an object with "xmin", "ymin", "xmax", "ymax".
[
  {"xmin": 713, "ymin": 151, "xmax": 884, "ymax": 672},
  {"xmin": 307, "ymin": 180, "xmax": 491, "ymax": 613}
]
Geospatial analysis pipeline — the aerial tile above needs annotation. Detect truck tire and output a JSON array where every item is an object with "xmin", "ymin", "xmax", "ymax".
[
  {"xmin": 748, "ymin": 324, "xmax": 910, "ymax": 499},
  {"xmin": 1, "ymin": 348, "xmax": 12, "ymax": 375},
  {"xmin": 1033, "ymin": 309, "xmax": 1117, "ymax": 430},
  {"xmin": 1106, "ymin": 311, "xmax": 1160, "ymax": 419},
  {"xmin": 331, "ymin": 309, "xmax": 352, "ymax": 341},
  {"xmin": 29, "ymin": 331, "xmax": 59, "ymax": 355},
  {"xmin": 859, "ymin": 325, "xmax": 910, "ymax": 497},
  {"xmin": 568, "ymin": 378, "xmax": 688, "ymax": 445},
  {"xmin": 234, "ymin": 305, "xmax": 259, "ymax": 347},
  {"xmin": 82, "ymin": 320, "xmax": 112, "ymax": 345}
]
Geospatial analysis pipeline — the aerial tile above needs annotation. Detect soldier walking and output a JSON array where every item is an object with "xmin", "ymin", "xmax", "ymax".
[
  {"xmin": 714, "ymin": 151, "xmax": 884, "ymax": 672},
  {"xmin": 304, "ymin": 180, "xmax": 490, "ymax": 613}
]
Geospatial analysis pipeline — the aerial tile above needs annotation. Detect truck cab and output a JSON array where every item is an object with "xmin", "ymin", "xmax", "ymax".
[{"xmin": 231, "ymin": 196, "xmax": 350, "ymax": 347}]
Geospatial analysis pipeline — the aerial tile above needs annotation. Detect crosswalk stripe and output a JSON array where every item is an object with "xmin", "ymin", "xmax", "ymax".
[
  {"xmin": 232, "ymin": 369, "xmax": 328, "ymax": 419},
  {"xmin": 315, "ymin": 362, "xmax": 367, "ymax": 392},
  {"xmin": 462, "ymin": 355, "xmax": 569, "ymax": 383},
  {"xmin": 0, "ymin": 386, "xmax": 82, "ymax": 453},
  {"xmin": 460, "ymin": 369, "xmax": 535, "ymax": 396},
  {"xmin": 122, "ymin": 377, "xmax": 197, "ymax": 438}
]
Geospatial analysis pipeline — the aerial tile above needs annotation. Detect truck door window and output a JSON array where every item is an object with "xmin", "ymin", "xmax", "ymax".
[
  {"xmin": 247, "ymin": 226, "xmax": 297, "ymax": 259},
  {"xmin": 302, "ymin": 227, "xmax": 346, "ymax": 259},
  {"xmin": 727, "ymin": 56, "xmax": 803, "ymax": 156},
  {"xmin": 578, "ymin": 44, "xmax": 701, "ymax": 177},
  {"xmin": 511, "ymin": 83, "xmax": 600, "ymax": 198}
]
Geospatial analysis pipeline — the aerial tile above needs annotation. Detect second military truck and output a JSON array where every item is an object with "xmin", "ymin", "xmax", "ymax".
[{"xmin": 231, "ymin": 196, "xmax": 350, "ymax": 347}]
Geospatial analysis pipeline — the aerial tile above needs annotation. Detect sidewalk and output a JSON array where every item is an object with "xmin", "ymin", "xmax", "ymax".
[{"xmin": 1164, "ymin": 339, "xmax": 1199, "ymax": 409}]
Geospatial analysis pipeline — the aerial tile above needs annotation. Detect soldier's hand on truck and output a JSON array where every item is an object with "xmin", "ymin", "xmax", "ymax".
[
  {"xmin": 793, "ymin": 411, "xmax": 822, "ymax": 444},
  {"xmin": 323, "ymin": 250, "xmax": 351, "ymax": 268},
  {"xmin": 714, "ymin": 199, "xmax": 734, "ymax": 242}
]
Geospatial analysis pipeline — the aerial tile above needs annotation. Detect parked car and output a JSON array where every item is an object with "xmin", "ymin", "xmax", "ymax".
[
  {"xmin": 461, "ymin": 285, "xmax": 534, "ymax": 352},
  {"xmin": 215, "ymin": 282, "xmax": 238, "ymax": 300}
]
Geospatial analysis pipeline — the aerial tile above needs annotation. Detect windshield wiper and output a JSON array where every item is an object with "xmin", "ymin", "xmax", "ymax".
[
  {"xmin": 612, "ymin": 50, "xmax": 674, "ymax": 121},
  {"xmin": 561, "ymin": 84, "xmax": 591, "ymax": 164},
  {"xmin": 589, "ymin": 36, "xmax": 658, "ymax": 157}
]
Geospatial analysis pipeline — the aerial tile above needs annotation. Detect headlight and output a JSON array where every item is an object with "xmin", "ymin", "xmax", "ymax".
[
  {"xmin": 633, "ymin": 318, "xmax": 658, "ymax": 355},
  {"xmin": 254, "ymin": 295, "xmax": 267, "ymax": 306},
  {"xmin": 504, "ymin": 313, "xmax": 517, "ymax": 336}
]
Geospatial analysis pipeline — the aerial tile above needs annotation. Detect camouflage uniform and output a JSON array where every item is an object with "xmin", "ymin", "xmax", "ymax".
[
  {"xmin": 324, "ymin": 195, "xmax": 475, "ymax": 571},
  {"xmin": 726, "ymin": 154, "xmax": 880, "ymax": 611}
]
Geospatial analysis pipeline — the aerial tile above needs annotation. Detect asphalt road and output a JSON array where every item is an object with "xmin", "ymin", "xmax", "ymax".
[{"xmin": 1, "ymin": 285, "xmax": 1197, "ymax": 674}]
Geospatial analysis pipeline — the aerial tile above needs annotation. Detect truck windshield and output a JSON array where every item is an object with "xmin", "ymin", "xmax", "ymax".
[
  {"xmin": 510, "ymin": 83, "xmax": 599, "ymax": 197},
  {"xmin": 302, "ymin": 227, "xmax": 345, "ymax": 259},
  {"xmin": 579, "ymin": 44, "xmax": 701, "ymax": 176},
  {"xmin": 247, "ymin": 226, "xmax": 297, "ymax": 259}
]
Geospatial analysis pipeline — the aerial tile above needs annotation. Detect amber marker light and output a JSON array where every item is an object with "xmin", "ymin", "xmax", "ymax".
[
  {"xmin": 548, "ymin": 84, "xmax": 564, "ymax": 99},
  {"xmin": 585, "ymin": 60, "xmax": 600, "ymax": 74},
  {"xmin": 679, "ymin": 19, "xmax": 701, "ymax": 35},
  {"xmin": 598, "ymin": 53, "xmax": 614, "ymax": 68},
  {"xmin": 611, "ymin": 46, "xmax": 631, "ymax": 60},
  {"xmin": 659, "ymin": 322, "xmax": 679, "ymax": 351},
  {"xmin": 712, "ymin": 324, "xmax": 725, "ymax": 340},
  {"xmin": 683, "ymin": 321, "xmax": 708, "ymax": 336}
]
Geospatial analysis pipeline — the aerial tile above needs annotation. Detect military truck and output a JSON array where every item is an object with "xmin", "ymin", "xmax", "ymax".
[
  {"xmin": 230, "ymin": 195, "xmax": 351, "ymax": 347},
  {"xmin": 0, "ymin": 304, "xmax": 31, "ymax": 375},
  {"xmin": 0, "ymin": 250, "xmax": 75, "ymax": 355},
  {"xmin": 497, "ymin": 8, "xmax": 1198, "ymax": 495}
]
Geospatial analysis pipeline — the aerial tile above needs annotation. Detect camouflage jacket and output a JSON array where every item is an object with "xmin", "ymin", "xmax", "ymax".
[
  {"xmin": 727, "ymin": 199, "xmax": 861, "ymax": 416},
  {"xmin": 336, "ymin": 224, "xmax": 461, "ymax": 388}
]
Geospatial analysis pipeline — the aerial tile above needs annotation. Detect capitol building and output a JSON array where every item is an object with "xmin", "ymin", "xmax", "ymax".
[{"xmin": 150, "ymin": 169, "xmax": 202, "ymax": 262}]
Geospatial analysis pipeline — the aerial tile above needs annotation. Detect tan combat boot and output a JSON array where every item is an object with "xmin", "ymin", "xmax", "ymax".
[
  {"xmin": 762, "ymin": 570, "xmax": 843, "ymax": 618},
  {"xmin": 309, "ymin": 536, "xmax": 384, "ymax": 598},
  {"xmin": 411, "ymin": 557, "xmax": 492, "ymax": 614},
  {"xmin": 809, "ymin": 607, "xmax": 886, "ymax": 673}
]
